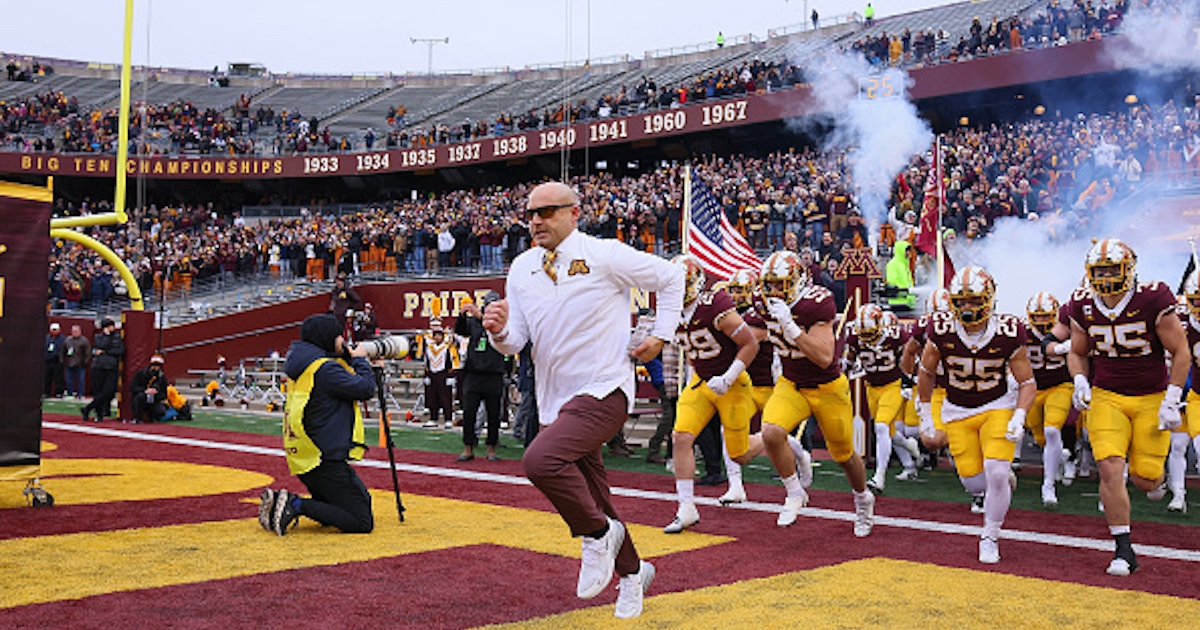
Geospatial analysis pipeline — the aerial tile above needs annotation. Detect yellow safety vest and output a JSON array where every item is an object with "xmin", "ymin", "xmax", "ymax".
[{"xmin": 283, "ymin": 357, "xmax": 365, "ymax": 475}]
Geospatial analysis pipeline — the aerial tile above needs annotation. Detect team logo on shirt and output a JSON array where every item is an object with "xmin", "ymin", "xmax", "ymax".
[{"xmin": 568, "ymin": 259, "xmax": 590, "ymax": 276}]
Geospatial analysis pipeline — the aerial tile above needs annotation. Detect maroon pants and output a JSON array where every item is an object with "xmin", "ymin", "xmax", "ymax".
[{"xmin": 522, "ymin": 390, "xmax": 640, "ymax": 576}]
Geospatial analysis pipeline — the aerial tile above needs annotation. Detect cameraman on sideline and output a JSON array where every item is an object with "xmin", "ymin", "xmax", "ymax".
[
  {"xmin": 130, "ymin": 353, "xmax": 169, "ymax": 423},
  {"xmin": 261, "ymin": 313, "xmax": 376, "ymax": 536}
]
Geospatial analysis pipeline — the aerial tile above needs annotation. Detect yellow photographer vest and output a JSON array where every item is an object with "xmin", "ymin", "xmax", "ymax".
[{"xmin": 284, "ymin": 358, "xmax": 366, "ymax": 475}]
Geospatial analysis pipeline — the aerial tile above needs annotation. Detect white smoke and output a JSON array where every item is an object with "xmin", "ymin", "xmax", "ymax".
[
  {"xmin": 946, "ymin": 179, "xmax": 1196, "ymax": 316},
  {"xmin": 797, "ymin": 51, "xmax": 933, "ymax": 227},
  {"xmin": 1112, "ymin": 0, "xmax": 1200, "ymax": 72}
]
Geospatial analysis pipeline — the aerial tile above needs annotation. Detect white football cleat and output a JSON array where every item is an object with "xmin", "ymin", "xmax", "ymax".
[
  {"xmin": 1008, "ymin": 469, "xmax": 1018, "ymax": 491},
  {"xmin": 796, "ymin": 450, "xmax": 814, "ymax": 489},
  {"xmin": 1106, "ymin": 556, "xmax": 1135, "ymax": 576},
  {"xmin": 1041, "ymin": 484, "xmax": 1059, "ymax": 507},
  {"xmin": 718, "ymin": 485, "xmax": 747, "ymax": 505},
  {"xmin": 1147, "ymin": 483, "xmax": 1168, "ymax": 502},
  {"xmin": 866, "ymin": 475, "xmax": 885, "ymax": 494},
  {"xmin": 971, "ymin": 495, "xmax": 985, "ymax": 514},
  {"xmin": 903, "ymin": 436, "xmax": 921, "ymax": 459},
  {"xmin": 662, "ymin": 502, "xmax": 700, "ymax": 534},
  {"xmin": 1168, "ymin": 490, "xmax": 1187, "ymax": 514},
  {"xmin": 979, "ymin": 536, "xmax": 1000, "ymax": 564},
  {"xmin": 895, "ymin": 468, "xmax": 918, "ymax": 481},
  {"xmin": 1062, "ymin": 453, "xmax": 1076, "ymax": 487},
  {"xmin": 854, "ymin": 492, "xmax": 876, "ymax": 537},
  {"xmin": 777, "ymin": 492, "xmax": 808, "ymax": 527}
]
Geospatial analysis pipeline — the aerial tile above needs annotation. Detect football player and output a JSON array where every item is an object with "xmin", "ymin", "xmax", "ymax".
[
  {"xmin": 757, "ymin": 251, "xmax": 875, "ymax": 536},
  {"xmin": 918, "ymin": 266, "xmax": 1036, "ymax": 564},
  {"xmin": 717, "ymin": 268, "xmax": 812, "ymax": 505},
  {"xmin": 1066, "ymin": 238, "xmax": 1190, "ymax": 575},
  {"xmin": 883, "ymin": 310, "xmax": 924, "ymax": 478},
  {"xmin": 847, "ymin": 304, "xmax": 920, "ymax": 492},
  {"xmin": 1023, "ymin": 292, "xmax": 1075, "ymax": 506},
  {"xmin": 902, "ymin": 288, "xmax": 952, "ymax": 476},
  {"xmin": 1167, "ymin": 270, "xmax": 1200, "ymax": 513},
  {"xmin": 664, "ymin": 256, "xmax": 764, "ymax": 533}
]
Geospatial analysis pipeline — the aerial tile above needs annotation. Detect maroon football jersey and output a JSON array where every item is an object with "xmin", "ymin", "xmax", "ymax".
[
  {"xmin": 847, "ymin": 325, "xmax": 910, "ymax": 387},
  {"xmin": 1066, "ymin": 282, "xmax": 1174, "ymax": 396},
  {"xmin": 1025, "ymin": 305, "xmax": 1070, "ymax": 390},
  {"xmin": 1187, "ymin": 313, "xmax": 1200, "ymax": 396},
  {"xmin": 927, "ymin": 311, "xmax": 1028, "ymax": 408},
  {"xmin": 911, "ymin": 314, "xmax": 949, "ymax": 388},
  {"xmin": 762, "ymin": 284, "xmax": 842, "ymax": 388},
  {"xmin": 677, "ymin": 289, "xmax": 742, "ymax": 380},
  {"xmin": 741, "ymin": 309, "xmax": 776, "ymax": 387}
]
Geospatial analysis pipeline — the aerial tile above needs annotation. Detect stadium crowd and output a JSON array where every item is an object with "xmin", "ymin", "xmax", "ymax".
[
  {"xmin": 3, "ymin": 0, "xmax": 1159, "ymax": 156},
  {"xmin": 48, "ymin": 98, "xmax": 1199, "ymax": 314}
]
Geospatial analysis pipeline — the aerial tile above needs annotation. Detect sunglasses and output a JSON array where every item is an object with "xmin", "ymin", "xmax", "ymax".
[{"xmin": 525, "ymin": 203, "xmax": 575, "ymax": 219}]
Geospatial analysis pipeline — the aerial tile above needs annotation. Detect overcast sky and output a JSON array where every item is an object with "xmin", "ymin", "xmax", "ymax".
[{"xmin": 4, "ymin": 0, "xmax": 959, "ymax": 75}]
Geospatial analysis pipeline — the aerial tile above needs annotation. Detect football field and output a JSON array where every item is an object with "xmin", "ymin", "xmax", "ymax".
[{"xmin": 2, "ymin": 415, "xmax": 1198, "ymax": 629}]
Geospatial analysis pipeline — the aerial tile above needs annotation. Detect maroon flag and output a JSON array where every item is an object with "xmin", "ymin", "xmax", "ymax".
[{"xmin": 914, "ymin": 139, "xmax": 954, "ymax": 287}]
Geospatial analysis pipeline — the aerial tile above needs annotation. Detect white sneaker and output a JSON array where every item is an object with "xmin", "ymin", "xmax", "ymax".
[
  {"xmin": 1106, "ymin": 556, "xmax": 1135, "ymax": 576},
  {"xmin": 979, "ymin": 536, "xmax": 1000, "ymax": 564},
  {"xmin": 971, "ymin": 495, "xmax": 986, "ymax": 514},
  {"xmin": 796, "ymin": 450, "xmax": 814, "ymax": 488},
  {"xmin": 866, "ymin": 475, "xmax": 885, "ymax": 494},
  {"xmin": 1008, "ymin": 469, "xmax": 1018, "ymax": 491},
  {"xmin": 854, "ymin": 492, "xmax": 876, "ymax": 537},
  {"xmin": 1062, "ymin": 453, "xmax": 1076, "ymax": 487},
  {"xmin": 1168, "ymin": 490, "xmax": 1187, "ymax": 513},
  {"xmin": 1147, "ymin": 483, "xmax": 1168, "ymax": 502},
  {"xmin": 903, "ymin": 436, "xmax": 921, "ymax": 459},
  {"xmin": 664, "ymin": 458, "xmax": 674, "ymax": 473},
  {"xmin": 444, "ymin": 421, "xmax": 453, "ymax": 429},
  {"xmin": 1098, "ymin": 499, "xmax": 1105, "ymax": 513},
  {"xmin": 614, "ymin": 561, "xmax": 655, "ymax": 619},
  {"xmin": 1041, "ymin": 484, "xmax": 1059, "ymax": 507},
  {"xmin": 718, "ymin": 484, "xmax": 747, "ymax": 505},
  {"xmin": 663, "ymin": 502, "xmax": 700, "ymax": 534},
  {"xmin": 895, "ymin": 468, "xmax": 918, "ymax": 481},
  {"xmin": 1011, "ymin": 457, "xmax": 1023, "ymax": 472},
  {"xmin": 777, "ymin": 492, "xmax": 808, "ymax": 527},
  {"xmin": 577, "ymin": 518, "xmax": 625, "ymax": 599}
]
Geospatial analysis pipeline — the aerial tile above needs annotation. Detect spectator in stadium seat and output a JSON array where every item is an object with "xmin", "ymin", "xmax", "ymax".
[{"xmin": 837, "ymin": 210, "xmax": 871, "ymax": 250}]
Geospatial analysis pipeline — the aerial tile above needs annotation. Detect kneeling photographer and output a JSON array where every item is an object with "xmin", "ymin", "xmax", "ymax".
[{"xmin": 261, "ymin": 313, "xmax": 377, "ymax": 536}]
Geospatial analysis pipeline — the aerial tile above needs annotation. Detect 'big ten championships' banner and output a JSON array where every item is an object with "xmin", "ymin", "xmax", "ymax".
[{"xmin": 0, "ymin": 181, "xmax": 51, "ymax": 479}]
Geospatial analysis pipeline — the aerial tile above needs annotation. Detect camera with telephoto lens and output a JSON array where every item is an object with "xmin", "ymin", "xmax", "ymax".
[{"xmin": 351, "ymin": 334, "xmax": 410, "ymax": 360}]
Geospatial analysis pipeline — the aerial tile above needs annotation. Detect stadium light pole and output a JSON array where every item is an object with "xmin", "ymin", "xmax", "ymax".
[{"xmin": 411, "ymin": 37, "xmax": 450, "ymax": 75}]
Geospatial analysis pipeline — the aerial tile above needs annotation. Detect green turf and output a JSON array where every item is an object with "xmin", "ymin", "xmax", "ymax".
[{"xmin": 41, "ymin": 398, "xmax": 1196, "ymax": 526}]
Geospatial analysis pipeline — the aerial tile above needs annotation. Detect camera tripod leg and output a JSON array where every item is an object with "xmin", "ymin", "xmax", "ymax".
[{"xmin": 373, "ymin": 366, "xmax": 405, "ymax": 522}]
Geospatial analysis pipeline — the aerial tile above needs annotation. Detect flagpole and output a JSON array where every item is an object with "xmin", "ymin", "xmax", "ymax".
[
  {"xmin": 682, "ymin": 163, "xmax": 692, "ymax": 255},
  {"xmin": 934, "ymin": 137, "xmax": 946, "ymax": 288}
]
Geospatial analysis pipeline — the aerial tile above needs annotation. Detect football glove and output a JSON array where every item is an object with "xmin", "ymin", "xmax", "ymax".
[
  {"xmin": 1072, "ymin": 374, "xmax": 1091, "ymax": 411},
  {"xmin": 899, "ymin": 373, "xmax": 915, "ymax": 400},
  {"xmin": 1158, "ymin": 384, "xmax": 1184, "ymax": 431},
  {"xmin": 918, "ymin": 403, "xmax": 935, "ymax": 440},
  {"xmin": 706, "ymin": 374, "xmax": 732, "ymax": 396},
  {"xmin": 1005, "ymin": 409, "xmax": 1027, "ymax": 443}
]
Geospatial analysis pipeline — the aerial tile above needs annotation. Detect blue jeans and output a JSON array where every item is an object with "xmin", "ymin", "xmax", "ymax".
[
  {"xmin": 767, "ymin": 221, "xmax": 785, "ymax": 248},
  {"xmin": 65, "ymin": 366, "xmax": 86, "ymax": 397}
]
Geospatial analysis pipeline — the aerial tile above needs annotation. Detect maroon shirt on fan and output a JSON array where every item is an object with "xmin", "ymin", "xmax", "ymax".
[
  {"xmin": 761, "ymin": 285, "xmax": 842, "ymax": 388},
  {"xmin": 741, "ymin": 309, "xmax": 776, "ymax": 387},
  {"xmin": 847, "ymin": 325, "xmax": 910, "ymax": 387},
  {"xmin": 927, "ymin": 311, "xmax": 1027, "ymax": 408},
  {"xmin": 1066, "ymin": 282, "xmax": 1174, "ymax": 396},
  {"xmin": 677, "ymin": 289, "xmax": 741, "ymax": 380}
]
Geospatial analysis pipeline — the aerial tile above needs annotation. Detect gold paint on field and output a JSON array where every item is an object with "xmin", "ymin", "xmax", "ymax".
[
  {"xmin": 0, "ymin": 459, "xmax": 272, "ymax": 509},
  {"xmin": 478, "ymin": 558, "xmax": 1200, "ymax": 630},
  {"xmin": 0, "ymin": 490, "xmax": 731, "ymax": 608},
  {"xmin": 42, "ymin": 441, "xmax": 58, "ymax": 452}
]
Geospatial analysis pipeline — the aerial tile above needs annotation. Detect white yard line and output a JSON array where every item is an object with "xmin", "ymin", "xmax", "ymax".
[{"xmin": 46, "ymin": 421, "xmax": 1200, "ymax": 563}]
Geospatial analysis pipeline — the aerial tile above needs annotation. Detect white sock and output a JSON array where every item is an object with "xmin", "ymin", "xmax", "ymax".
[
  {"xmin": 675, "ymin": 479, "xmax": 695, "ymax": 505},
  {"xmin": 1168, "ymin": 432, "xmax": 1189, "ymax": 493},
  {"xmin": 854, "ymin": 490, "xmax": 873, "ymax": 503},
  {"xmin": 892, "ymin": 428, "xmax": 915, "ymax": 470},
  {"xmin": 721, "ymin": 429, "xmax": 744, "ymax": 490},
  {"xmin": 1195, "ymin": 434, "xmax": 1200, "ymax": 477},
  {"xmin": 1043, "ymin": 426, "xmax": 1063, "ymax": 488},
  {"xmin": 782, "ymin": 473, "xmax": 803, "ymax": 497},
  {"xmin": 960, "ymin": 472, "xmax": 987, "ymax": 496},
  {"xmin": 1013, "ymin": 436, "xmax": 1024, "ymax": 460},
  {"xmin": 984, "ymin": 459, "xmax": 1013, "ymax": 524},
  {"xmin": 1110, "ymin": 524, "xmax": 1130, "ymax": 536},
  {"xmin": 874, "ymin": 423, "xmax": 892, "ymax": 479},
  {"xmin": 786, "ymin": 434, "xmax": 806, "ymax": 461}
]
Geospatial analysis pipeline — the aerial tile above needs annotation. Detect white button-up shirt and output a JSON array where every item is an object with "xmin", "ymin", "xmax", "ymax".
[{"xmin": 490, "ymin": 229, "xmax": 684, "ymax": 425}]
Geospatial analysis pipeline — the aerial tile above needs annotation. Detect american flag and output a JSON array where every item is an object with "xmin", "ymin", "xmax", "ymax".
[{"xmin": 686, "ymin": 168, "xmax": 762, "ymax": 279}]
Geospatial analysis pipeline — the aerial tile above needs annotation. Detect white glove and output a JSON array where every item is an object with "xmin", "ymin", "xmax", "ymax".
[
  {"xmin": 706, "ymin": 358, "xmax": 746, "ymax": 397},
  {"xmin": 447, "ymin": 377, "xmax": 456, "ymax": 387},
  {"xmin": 422, "ymin": 377, "xmax": 431, "ymax": 386},
  {"xmin": 766, "ymin": 297, "xmax": 792, "ymax": 323},
  {"xmin": 918, "ymin": 403, "xmax": 935, "ymax": 440},
  {"xmin": 1051, "ymin": 340, "xmax": 1071, "ymax": 356},
  {"xmin": 900, "ymin": 374, "xmax": 914, "ymax": 400},
  {"xmin": 1006, "ymin": 409, "xmax": 1027, "ymax": 443},
  {"xmin": 1072, "ymin": 374, "xmax": 1091, "ymax": 411},
  {"xmin": 706, "ymin": 374, "xmax": 732, "ymax": 396},
  {"xmin": 1158, "ymin": 384, "xmax": 1184, "ymax": 431}
]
